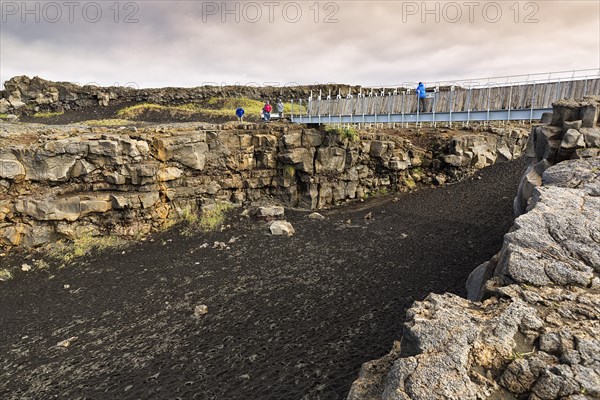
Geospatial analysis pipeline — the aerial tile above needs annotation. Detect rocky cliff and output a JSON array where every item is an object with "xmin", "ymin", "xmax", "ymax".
[
  {"xmin": 347, "ymin": 99, "xmax": 600, "ymax": 399},
  {"xmin": 0, "ymin": 76, "xmax": 364, "ymax": 115},
  {"xmin": 0, "ymin": 121, "xmax": 528, "ymax": 249}
]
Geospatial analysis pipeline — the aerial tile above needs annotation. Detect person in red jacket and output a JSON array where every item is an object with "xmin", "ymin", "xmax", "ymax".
[{"xmin": 262, "ymin": 101, "xmax": 272, "ymax": 122}]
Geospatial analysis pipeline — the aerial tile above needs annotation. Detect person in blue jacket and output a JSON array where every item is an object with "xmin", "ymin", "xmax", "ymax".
[
  {"xmin": 416, "ymin": 82, "xmax": 427, "ymax": 112},
  {"xmin": 235, "ymin": 107, "xmax": 245, "ymax": 121}
]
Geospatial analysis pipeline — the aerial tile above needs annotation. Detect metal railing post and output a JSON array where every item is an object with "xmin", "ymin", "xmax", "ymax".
[
  {"xmin": 530, "ymin": 82, "xmax": 536, "ymax": 123},
  {"xmin": 447, "ymin": 88, "xmax": 452, "ymax": 128},
  {"xmin": 466, "ymin": 87, "xmax": 471, "ymax": 127},
  {"xmin": 374, "ymin": 94, "xmax": 378, "ymax": 125},
  {"xmin": 391, "ymin": 92, "xmax": 396, "ymax": 128},
  {"xmin": 507, "ymin": 85, "xmax": 512, "ymax": 121},
  {"xmin": 486, "ymin": 84, "xmax": 491, "ymax": 126},
  {"xmin": 432, "ymin": 87, "xmax": 437, "ymax": 127},
  {"xmin": 401, "ymin": 91, "xmax": 405, "ymax": 127},
  {"xmin": 318, "ymin": 97, "xmax": 322, "ymax": 125},
  {"xmin": 362, "ymin": 95, "xmax": 366, "ymax": 125},
  {"xmin": 416, "ymin": 89, "xmax": 420, "ymax": 128}
]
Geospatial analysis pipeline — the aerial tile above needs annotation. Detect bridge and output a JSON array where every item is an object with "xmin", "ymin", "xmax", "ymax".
[{"xmin": 289, "ymin": 69, "xmax": 600, "ymax": 126}]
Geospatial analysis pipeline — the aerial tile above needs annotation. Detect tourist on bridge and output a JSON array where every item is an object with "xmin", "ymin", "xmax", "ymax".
[
  {"xmin": 276, "ymin": 99, "xmax": 284, "ymax": 118},
  {"xmin": 416, "ymin": 82, "xmax": 427, "ymax": 113},
  {"xmin": 262, "ymin": 101, "xmax": 272, "ymax": 122}
]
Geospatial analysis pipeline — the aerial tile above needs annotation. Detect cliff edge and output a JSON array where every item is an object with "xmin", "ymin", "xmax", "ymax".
[{"xmin": 347, "ymin": 99, "xmax": 600, "ymax": 400}]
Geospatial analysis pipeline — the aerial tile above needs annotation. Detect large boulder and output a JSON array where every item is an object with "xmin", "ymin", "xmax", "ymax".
[
  {"xmin": 0, "ymin": 98, "xmax": 11, "ymax": 114},
  {"xmin": 315, "ymin": 147, "xmax": 346, "ymax": 174},
  {"xmin": 269, "ymin": 220, "xmax": 295, "ymax": 236},
  {"xmin": 171, "ymin": 143, "xmax": 209, "ymax": 170},
  {"xmin": 278, "ymin": 148, "xmax": 314, "ymax": 174},
  {"xmin": 0, "ymin": 153, "xmax": 25, "ymax": 179}
]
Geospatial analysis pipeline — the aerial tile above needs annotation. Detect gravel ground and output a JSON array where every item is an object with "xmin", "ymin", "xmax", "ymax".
[{"xmin": 0, "ymin": 158, "xmax": 527, "ymax": 400}]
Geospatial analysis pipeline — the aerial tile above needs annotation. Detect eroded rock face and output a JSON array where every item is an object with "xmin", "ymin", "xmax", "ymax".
[
  {"xmin": 442, "ymin": 130, "xmax": 528, "ymax": 171},
  {"xmin": 348, "ymin": 157, "xmax": 600, "ymax": 400},
  {"xmin": 0, "ymin": 121, "xmax": 527, "ymax": 249},
  {"xmin": 515, "ymin": 97, "xmax": 600, "ymax": 215},
  {"xmin": 0, "ymin": 75, "xmax": 367, "ymax": 116},
  {"xmin": 348, "ymin": 99, "xmax": 599, "ymax": 399}
]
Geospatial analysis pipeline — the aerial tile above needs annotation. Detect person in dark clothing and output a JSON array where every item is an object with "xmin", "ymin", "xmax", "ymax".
[
  {"xmin": 235, "ymin": 107, "xmax": 245, "ymax": 121},
  {"xmin": 276, "ymin": 99, "xmax": 284, "ymax": 118}
]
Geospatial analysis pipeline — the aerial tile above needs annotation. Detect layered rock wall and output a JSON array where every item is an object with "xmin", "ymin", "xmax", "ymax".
[
  {"xmin": 0, "ymin": 122, "xmax": 527, "ymax": 249},
  {"xmin": 514, "ymin": 96, "xmax": 600, "ymax": 215}
]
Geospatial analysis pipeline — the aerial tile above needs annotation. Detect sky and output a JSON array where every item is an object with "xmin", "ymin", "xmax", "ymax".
[{"xmin": 1, "ymin": 0, "xmax": 599, "ymax": 89}]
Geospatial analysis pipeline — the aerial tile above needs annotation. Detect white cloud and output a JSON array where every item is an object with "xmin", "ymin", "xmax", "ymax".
[{"xmin": 1, "ymin": 1, "xmax": 598, "ymax": 89}]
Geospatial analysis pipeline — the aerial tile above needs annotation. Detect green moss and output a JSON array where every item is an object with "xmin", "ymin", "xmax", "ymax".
[
  {"xmin": 116, "ymin": 98, "xmax": 306, "ymax": 120},
  {"xmin": 116, "ymin": 103, "xmax": 191, "ymax": 118},
  {"xmin": 81, "ymin": 119, "xmax": 135, "ymax": 126},
  {"xmin": 49, "ymin": 233, "xmax": 123, "ymax": 264},
  {"xmin": 283, "ymin": 165, "xmax": 296, "ymax": 179},
  {"xmin": 199, "ymin": 202, "xmax": 233, "ymax": 231},
  {"xmin": 0, "ymin": 269, "xmax": 13, "ymax": 281},
  {"xmin": 325, "ymin": 126, "xmax": 359, "ymax": 142},
  {"xmin": 505, "ymin": 350, "xmax": 535, "ymax": 361},
  {"xmin": 404, "ymin": 177, "xmax": 416, "ymax": 190},
  {"xmin": 32, "ymin": 111, "xmax": 64, "ymax": 118}
]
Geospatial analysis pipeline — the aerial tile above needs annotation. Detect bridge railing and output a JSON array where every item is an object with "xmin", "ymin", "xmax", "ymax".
[{"xmin": 289, "ymin": 68, "xmax": 600, "ymax": 125}]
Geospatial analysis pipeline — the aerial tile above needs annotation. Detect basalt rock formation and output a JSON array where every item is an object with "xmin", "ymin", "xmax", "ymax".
[
  {"xmin": 347, "ymin": 100, "xmax": 600, "ymax": 399},
  {"xmin": 0, "ymin": 76, "xmax": 362, "ymax": 115},
  {"xmin": 514, "ymin": 96, "xmax": 600, "ymax": 215},
  {"xmin": 0, "ymin": 121, "xmax": 528, "ymax": 249}
]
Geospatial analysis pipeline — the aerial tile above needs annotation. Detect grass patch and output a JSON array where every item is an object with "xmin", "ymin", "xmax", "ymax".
[
  {"xmin": 0, "ymin": 269, "xmax": 13, "ymax": 281},
  {"xmin": 180, "ymin": 202, "xmax": 233, "ymax": 236},
  {"xmin": 325, "ymin": 126, "xmax": 359, "ymax": 142},
  {"xmin": 49, "ymin": 233, "xmax": 123, "ymax": 264},
  {"xmin": 200, "ymin": 202, "xmax": 233, "ymax": 231},
  {"xmin": 206, "ymin": 97, "xmax": 306, "ymax": 116},
  {"xmin": 179, "ymin": 203, "xmax": 233, "ymax": 236},
  {"xmin": 117, "ymin": 103, "xmax": 197, "ymax": 119},
  {"xmin": 33, "ymin": 259, "xmax": 50, "ymax": 270},
  {"xmin": 505, "ymin": 350, "xmax": 535, "ymax": 361},
  {"xmin": 283, "ymin": 165, "xmax": 296, "ymax": 179},
  {"xmin": 372, "ymin": 187, "xmax": 389, "ymax": 196},
  {"xmin": 181, "ymin": 207, "xmax": 198, "ymax": 225},
  {"xmin": 0, "ymin": 114, "xmax": 8, "ymax": 119},
  {"xmin": 180, "ymin": 206, "xmax": 199, "ymax": 237},
  {"xmin": 81, "ymin": 119, "xmax": 135, "ymax": 126},
  {"xmin": 32, "ymin": 111, "xmax": 64, "ymax": 118},
  {"xmin": 403, "ymin": 177, "xmax": 417, "ymax": 190},
  {"xmin": 116, "ymin": 98, "xmax": 307, "ymax": 120},
  {"xmin": 206, "ymin": 97, "xmax": 265, "ymax": 116}
]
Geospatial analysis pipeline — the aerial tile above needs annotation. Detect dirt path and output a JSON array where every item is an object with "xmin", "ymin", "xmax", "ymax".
[{"xmin": 0, "ymin": 158, "xmax": 527, "ymax": 400}]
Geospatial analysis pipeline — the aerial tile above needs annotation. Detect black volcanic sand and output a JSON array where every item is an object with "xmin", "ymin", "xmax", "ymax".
[{"xmin": 0, "ymin": 158, "xmax": 527, "ymax": 400}]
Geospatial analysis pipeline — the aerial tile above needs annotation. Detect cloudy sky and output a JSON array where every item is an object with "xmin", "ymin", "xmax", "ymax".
[{"xmin": 1, "ymin": 1, "xmax": 599, "ymax": 88}]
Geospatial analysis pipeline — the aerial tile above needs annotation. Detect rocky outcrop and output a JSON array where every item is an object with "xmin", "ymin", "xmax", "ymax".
[
  {"xmin": 348, "ymin": 99, "xmax": 599, "ymax": 400},
  {"xmin": 0, "ymin": 122, "xmax": 527, "ymax": 249},
  {"xmin": 1, "ymin": 75, "xmax": 364, "ymax": 114},
  {"xmin": 349, "ymin": 157, "xmax": 600, "ymax": 400},
  {"xmin": 515, "ymin": 96, "xmax": 600, "ymax": 215}
]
